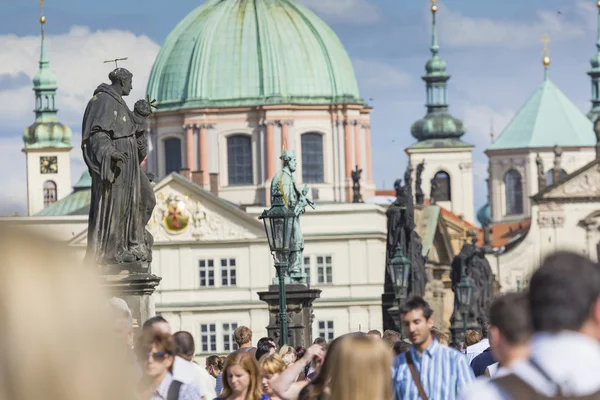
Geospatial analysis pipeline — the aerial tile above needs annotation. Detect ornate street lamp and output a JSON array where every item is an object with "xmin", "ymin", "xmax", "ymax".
[
  {"xmin": 457, "ymin": 273, "xmax": 473, "ymax": 342},
  {"xmin": 390, "ymin": 243, "xmax": 411, "ymax": 337},
  {"xmin": 259, "ymin": 189, "xmax": 296, "ymax": 346}
]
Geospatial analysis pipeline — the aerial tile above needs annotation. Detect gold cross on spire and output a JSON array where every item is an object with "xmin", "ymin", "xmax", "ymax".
[
  {"xmin": 541, "ymin": 33, "xmax": 551, "ymax": 67},
  {"xmin": 39, "ymin": 0, "xmax": 46, "ymax": 24},
  {"xmin": 103, "ymin": 57, "xmax": 128, "ymax": 68},
  {"xmin": 431, "ymin": 0, "xmax": 438, "ymax": 13}
]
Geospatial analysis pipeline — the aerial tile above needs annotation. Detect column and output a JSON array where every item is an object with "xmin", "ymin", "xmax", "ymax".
[
  {"xmin": 266, "ymin": 121, "xmax": 275, "ymax": 180},
  {"xmin": 185, "ymin": 124, "xmax": 195, "ymax": 170},
  {"xmin": 198, "ymin": 124, "xmax": 211, "ymax": 187},
  {"xmin": 354, "ymin": 122, "xmax": 362, "ymax": 170},
  {"xmin": 281, "ymin": 120, "xmax": 292, "ymax": 150},
  {"xmin": 363, "ymin": 123, "xmax": 372, "ymax": 182},
  {"xmin": 343, "ymin": 120, "xmax": 353, "ymax": 179}
]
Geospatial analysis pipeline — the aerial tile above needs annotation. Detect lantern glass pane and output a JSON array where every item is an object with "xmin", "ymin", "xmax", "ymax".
[
  {"xmin": 272, "ymin": 218, "xmax": 284, "ymax": 250},
  {"xmin": 263, "ymin": 218, "xmax": 274, "ymax": 250},
  {"xmin": 284, "ymin": 216, "xmax": 294, "ymax": 250},
  {"xmin": 402, "ymin": 262, "xmax": 411, "ymax": 289}
]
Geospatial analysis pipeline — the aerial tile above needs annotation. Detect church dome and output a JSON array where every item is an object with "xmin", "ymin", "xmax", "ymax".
[
  {"xmin": 147, "ymin": 0, "xmax": 362, "ymax": 110},
  {"xmin": 23, "ymin": 121, "xmax": 72, "ymax": 149},
  {"xmin": 476, "ymin": 203, "xmax": 491, "ymax": 227},
  {"xmin": 411, "ymin": 110, "xmax": 466, "ymax": 141}
]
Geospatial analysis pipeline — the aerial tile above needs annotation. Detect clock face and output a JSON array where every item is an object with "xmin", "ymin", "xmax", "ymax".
[{"xmin": 40, "ymin": 156, "xmax": 58, "ymax": 174}]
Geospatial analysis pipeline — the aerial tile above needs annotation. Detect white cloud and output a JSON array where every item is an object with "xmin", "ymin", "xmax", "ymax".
[
  {"xmin": 299, "ymin": 0, "xmax": 381, "ymax": 24},
  {"xmin": 461, "ymin": 104, "xmax": 515, "ymax": 147},
  {"xmin": 0, "ymin": 27, "xmax": 160, "ymax": 215},
  {"xmin": 438, "ymin": 2, "xmax": 587, "ymax": 49},
  {"xmin": 353, "ymin": 59, "xmax": 412, "ymax": 90}
]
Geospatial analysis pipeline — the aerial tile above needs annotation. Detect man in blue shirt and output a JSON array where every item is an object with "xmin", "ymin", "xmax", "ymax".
[{"xmin": 392, "ymin": 296, "xmax": 474, "ymax": 400}]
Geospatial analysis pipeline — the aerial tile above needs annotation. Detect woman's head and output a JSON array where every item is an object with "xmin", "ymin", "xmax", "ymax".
[
  {"xmin": 279, "ymin": 344, "xmax": 297, "ymax": 365},
  {"xmin": 0, "ymin": 226, "xmax": 136, "ymax": 400},
  {"xmin": 206, "ymin": 355, "xmax": 224, "ymax": 377},
  {"xmin": 255, "ymin": 337, "xmax": 277, "ymax": 361},
  {"xmin": 137, "ymin": 330, "xmax": 175, "ymax": 379},
  {"xmin": 327, "ymin": 335, "xmax": 393, "ymax": 400},
  {"xmin": 259, "ymin": 354, "xmax": 287, "ymax": 396},
  {"xmin": 465, "ymin": 329, "xmax": 481, "ymax": 347},
  {"xmin": 220, "ymin": 352, "xmax": 262, "ymax": 400}
]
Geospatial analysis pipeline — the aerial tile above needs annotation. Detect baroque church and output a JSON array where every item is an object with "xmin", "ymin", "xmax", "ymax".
[{"xmin": 6, "ymin": 0, "xmax": 600, "ymax": 355}]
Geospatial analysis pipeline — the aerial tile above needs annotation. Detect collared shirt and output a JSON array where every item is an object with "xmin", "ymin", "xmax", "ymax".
[
  {"xmin": 459, "ymin": 332, "xmax": 600, "ymax": 399},
  {"xmin": 173, "ymin": 356, "xmax": 207, "ymax": 398},
  {"xmin": 466, "ymin": 338, "xmax": 489, "ymax": 364},
  {"xmin": 215, "ymin": 373, "xmax": 223, "ymax": 394},
  {"xmin": 393, "ymin": 338, "xmax": 475, "ymax": 400},
  {"xmin": 150, "ymin": 372, "xmax": 202, "ymax": 400}
]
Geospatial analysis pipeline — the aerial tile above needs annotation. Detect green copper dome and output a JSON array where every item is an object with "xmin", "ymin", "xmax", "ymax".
[
  {"xmin": 23, "ymin": 122, "xmax": 71, "ymax": 149},
  {"xmin": 147, "ymin": 0, "xmax": 362, "ymax": 110},
  {"xmin": 411, "ymin": 110, "xmax": 465, "ymax": 141}
]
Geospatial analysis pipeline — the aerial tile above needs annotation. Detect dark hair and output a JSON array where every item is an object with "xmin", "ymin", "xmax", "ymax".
[
  {"xmin": 382, "ymin": 330, "xmax": 401, "ymax": 348},
  {"xmin": 173, "ymin": 331, "xmax": 195, "ymax": 357},
  {"xmin": 108, "ymin": 68, "xmax": 132, "ymax": 85},
  {"xmin": 136, "ymin": 330, "xmax": 175, "ymax": 357},
  {"xmin": 393, "ymin": 340, "xmax": 411, "ymax": 355},
  {"xmin": 295, "ymin": 346, "xmax": 306, "ymax": 359},
  {"xmin": 481, "ymin": 322, "xmax": 490, "ymax": 339},
  {"xmin": 255, "ymin": 337, "xmax": 277, "ymax": 361},
  {"xmin": 367, "ymin": 329, "xmax": 382, "ymax": 338},
  {"xmin": 399, "ymin": 296, "xmax": 433, "ymax": 319},
  {"xmin": 529, "ymin": 251, "xmax": 600, "ymax": 332},
  {"xmin": 313, "ymin": 337, "xmax": 327, "ymax": 346},
  {"xmin": 206, "ymin": 355, "xmax": 224, "ymax": 370},
  {"xmin": 489, "ymin": 293, "xmax": 532, "ymax": 344},
  {"xmin": 142, "ymin": 315, "xmax": 168, "ymax": 331}
]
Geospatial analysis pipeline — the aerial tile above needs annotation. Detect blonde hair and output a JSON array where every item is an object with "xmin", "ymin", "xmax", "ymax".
[
  {"xmin": 279, "ymin": 344, "xmax": 296, "ymax": 358},
  {"xmin": 259, "ymin": 354, "xmax": 287, "ymax": 376},
  {"xmin": 465, "ymin": 330, "xmax": 481, "ymax": 346},
  {"xmin": 327, "ymin": 335, "xmax": 393, "ymax": 400},
  {"xmin": 0, "ymin": 226, "xmax": 136, "ymax": 400},
  {"xmin": 219, "ymin": 352, "xmax": 262, "ymax": 400}
]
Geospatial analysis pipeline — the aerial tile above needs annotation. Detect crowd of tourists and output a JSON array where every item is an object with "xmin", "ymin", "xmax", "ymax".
[{"xmin": 3, "ymin": 226, "xmax": 600, "ymax": 400}]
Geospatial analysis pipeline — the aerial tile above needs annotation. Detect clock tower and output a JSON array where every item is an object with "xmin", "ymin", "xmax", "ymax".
[{"xmin": 22, "ymin": 12, "xmax": 72, "ymax": 216}]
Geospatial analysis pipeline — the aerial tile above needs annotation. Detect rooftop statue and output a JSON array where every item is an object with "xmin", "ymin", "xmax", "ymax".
[
  {"xmin": 351, "ymin": 165, "xmax": 363, "ymax": 203},
  {"xmin": 81, "ymin": 68, "xmax": 156, "ymax": 271},
  {"xmin": 270, "ymin": 150, "xmax": 315, "ymax": 283}
]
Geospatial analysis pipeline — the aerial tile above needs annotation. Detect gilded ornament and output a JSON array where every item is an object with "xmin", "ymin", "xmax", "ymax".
[{"xmin": 163, "ymin": 199, "xmax": 189, "ymax": 233}]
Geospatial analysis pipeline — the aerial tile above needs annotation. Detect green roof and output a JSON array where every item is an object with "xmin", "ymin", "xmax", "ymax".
[
  {"xmin": 147, "ymin": 0, "xmax": 362, "ymax": 110},
  {"xmin": 35, "ymin": 171, "xmax": 91, "ymax": 217},
  {"xmin": 488, "ymin": 79, "xmax": 595, "ymax": 151},
  {"xmin": 407, "ymin": 138, "xmax": 473, "ymax": 150}
]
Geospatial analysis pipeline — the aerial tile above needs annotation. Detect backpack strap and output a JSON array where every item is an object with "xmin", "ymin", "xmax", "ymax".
[
  {"xmin": 167, "ymin": 380, "xmax": 183, "ymax": 400},
  {"xmin": 406, "ymin": 351, "xmax": 429, "ymax": 400},
  {"xmin": 494, "ymin": 374, "xmax": 541, "ymax": 400}
]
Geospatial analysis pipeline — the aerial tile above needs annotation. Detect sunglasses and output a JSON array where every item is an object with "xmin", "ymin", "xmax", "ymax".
[{"xmin": 139, "ymin": 351, "xmax": 171, "ymax": 362}]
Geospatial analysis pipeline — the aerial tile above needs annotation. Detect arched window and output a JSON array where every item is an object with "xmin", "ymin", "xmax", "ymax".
[
  {"xmin": 227, "ymin": 135, "xmax": 253, "ymax": 185},
  {"xmin": 43, "ymin": 180, "xmax": 57, "ymax": 208},
  {"xmin": 545, "ymin": 169, "xmax": 567, "ymax": 186},
  {"xmin": 44, "ymin": 95, "xmax": 49, "ymax": 110},
  {"xmin": 164, "ymin": 137, "xmax": 182, "ymax": 175},
  {"xmin": 504, "ymin": 169, "xmax": 523, "ymax": 215},
  {"xmin": 301, "ymin": 133, "xmax": 324, "ymax": 183},
  {"xmin": 432, "ymin": 171, "xmax": 451, "ymax": 201}
]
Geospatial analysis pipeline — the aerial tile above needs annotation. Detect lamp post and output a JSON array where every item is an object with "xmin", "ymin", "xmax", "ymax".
[
  {"xmin": 390, "ymin": 243, "xmax": 411, "ymax": 338},
  {"xmin": 259, "ymin": 189, "xmax": 296, "ymax": 346},
  {"xmin": 457, "ymin": 272, "xmax": 473, "ymax": 343}
]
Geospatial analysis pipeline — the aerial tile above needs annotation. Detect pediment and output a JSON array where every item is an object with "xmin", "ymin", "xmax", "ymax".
[
  {"xmin": 536, "ymin": 161, "xmax": 600, "ymax": 201},
  {"xmin": 69, "ymin": 173, "xmax": 265, "ymax": 246}
]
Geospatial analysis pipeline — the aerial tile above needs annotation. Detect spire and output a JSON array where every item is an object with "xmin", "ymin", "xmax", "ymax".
[
  {"xmin": 410, "ymin": 0, "xmax": 466, "ymax": 143},
  {"xmin": 542, "ymin": 33, "xmax": 550, "ymax": 81},
  {"xmin": 588, "ymin": 0, "xmax": 600, "ymax": 121}
]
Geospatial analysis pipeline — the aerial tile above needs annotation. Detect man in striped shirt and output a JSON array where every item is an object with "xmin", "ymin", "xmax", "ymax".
[{"xmin": 393, "ymin": 296, "xmax": 474, "ymax": 400}]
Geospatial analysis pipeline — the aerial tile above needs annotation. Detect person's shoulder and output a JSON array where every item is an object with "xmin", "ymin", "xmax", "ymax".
[
  {"xmin": 393, "ymin": 351, "xmax": 408, "ymax": 369},
  {"xmin": 458, "ymin": 377, "xmax": 504, "ymax": 400},
  {"xmin": 178, "ymin": 382, "xmax": 203, "ymax": 399}
]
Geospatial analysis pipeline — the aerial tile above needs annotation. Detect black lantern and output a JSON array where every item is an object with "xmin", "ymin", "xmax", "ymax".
[
  {"xmin": 457, "ymin": 275, "xmax": 473, "ymax": 314},
  {"xmin": 259, "ymin": 189, "xmax": 296, "ymax": 264},
  {"xmin": 390, "ymin": 243, "xmax": 411, "ymax": 297}
]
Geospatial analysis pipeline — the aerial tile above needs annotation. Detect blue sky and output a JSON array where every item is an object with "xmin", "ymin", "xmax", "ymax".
[{"xmin": 0, "ymin": 0, "xmax": 597, "ymax": 218}]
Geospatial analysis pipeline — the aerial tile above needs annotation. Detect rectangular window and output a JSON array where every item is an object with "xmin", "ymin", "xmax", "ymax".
[
  {"xmin": 222, "ymin": 322, "xmax": 239, "ymax": 352},
  {"xmin": 200, "ymin": 323, "xmax": 217, "ymax": 353},
  {"xmin": 318, "ymin": 320, "xmax": 335, "ymax": 342},
  {"xmin": 316, "ymin": 255, "xmax": 333, "ymax": 284},
  {"xmin": 221, "ymin": 258, "xmax": 237, "ymax": 287},
  {"xmin": 303, "ymin": 256, "xmax": 311, "ymax": 285},
  {"xmin": 199, "ymin": 259, "xmax": 215, "ymax": 287}
]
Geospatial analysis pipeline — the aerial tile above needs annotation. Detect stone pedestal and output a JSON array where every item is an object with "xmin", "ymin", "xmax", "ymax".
[
  {"xmin": 258, "ymin": 284, "xmax": 321, "ymax": 347},
  {"xmin": 450, "ymin": 313, "xmax": 480, "ymax": 346},
  {"xmin": 100, "ymin": 270, "xmax": 162, "ymax": 331}
]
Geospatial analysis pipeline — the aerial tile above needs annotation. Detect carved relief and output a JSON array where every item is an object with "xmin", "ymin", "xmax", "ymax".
[
  {"xmin": 538, "ymin": 212, "xmax": 565, "ymax": 228},
  {"xmin": 538, "ymin": 202, "xmax": 563, "ymax": 212},
  {"xmin": 459, "ymin": 162, "xmax": 472, "ymax": 171}
]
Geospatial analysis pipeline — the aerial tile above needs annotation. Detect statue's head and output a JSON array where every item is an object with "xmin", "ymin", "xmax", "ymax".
[
  {"xmin": 109, "ymin": 68, "xmax": 133, "ymax": 96},
  {"xmin": 393, "ymin": 178, "xmax": 402, "ymax": 194},
  {"xmin": 281, "ymin": 150, "xmax": 296, "ymax": 172},
  {"xmin": 134, "ymin": 99, "xmax": 153, "ymax": 117}
]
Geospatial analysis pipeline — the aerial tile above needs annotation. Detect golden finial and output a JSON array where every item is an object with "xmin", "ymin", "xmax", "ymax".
[
  {"xmin": 431, "ymin": 0, "xmax": 438, "ymax": 13},
  {"xmin": 542, "ymin": 33, "xmax": 551, "ymax": 67},
  {"xmin": 597, "ymin": 0, "xmax": 600, "ymax": 9},
  {"xmin": 39, "ymin": 0, "xmax": 45, "ymax": 23}
]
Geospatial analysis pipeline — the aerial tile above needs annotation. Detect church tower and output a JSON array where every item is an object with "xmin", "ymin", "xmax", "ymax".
[
  {"xmin": 588, "ymin": 0, "xmax": 600, "ymax": 122},
  {"xmin": 22, "ymin": 11, "xmax": 72, "ymax": 216},
  {"xmin": 406, "ymin": 0, "xmax": 474, "ymax": 223}
]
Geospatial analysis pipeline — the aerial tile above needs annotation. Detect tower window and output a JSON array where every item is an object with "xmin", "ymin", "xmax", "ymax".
[
  {"xmin": 504, "ymin": 169, "xmax": 523, "ymax": 215},
  {"xmin": 43, "ymin": 180, "xmax": 57, "ymax": 208},
  {"xmin": 301, "ymin": 133, "xmax": 324, "ymax": 183},
  {"xmin": 227, "ymin": 135, "xmax": 253, "ymax": 185},
  {"xmin": 432, "ymin": 171, "xmax": 451, "ymax": 201},
  {"xmin": 164, "ymin": 137, "xmax": 182, "ymax": 175},
  {"xmin": 545, "ymin": 169, "xmax": 567, "ymax": 186}
]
